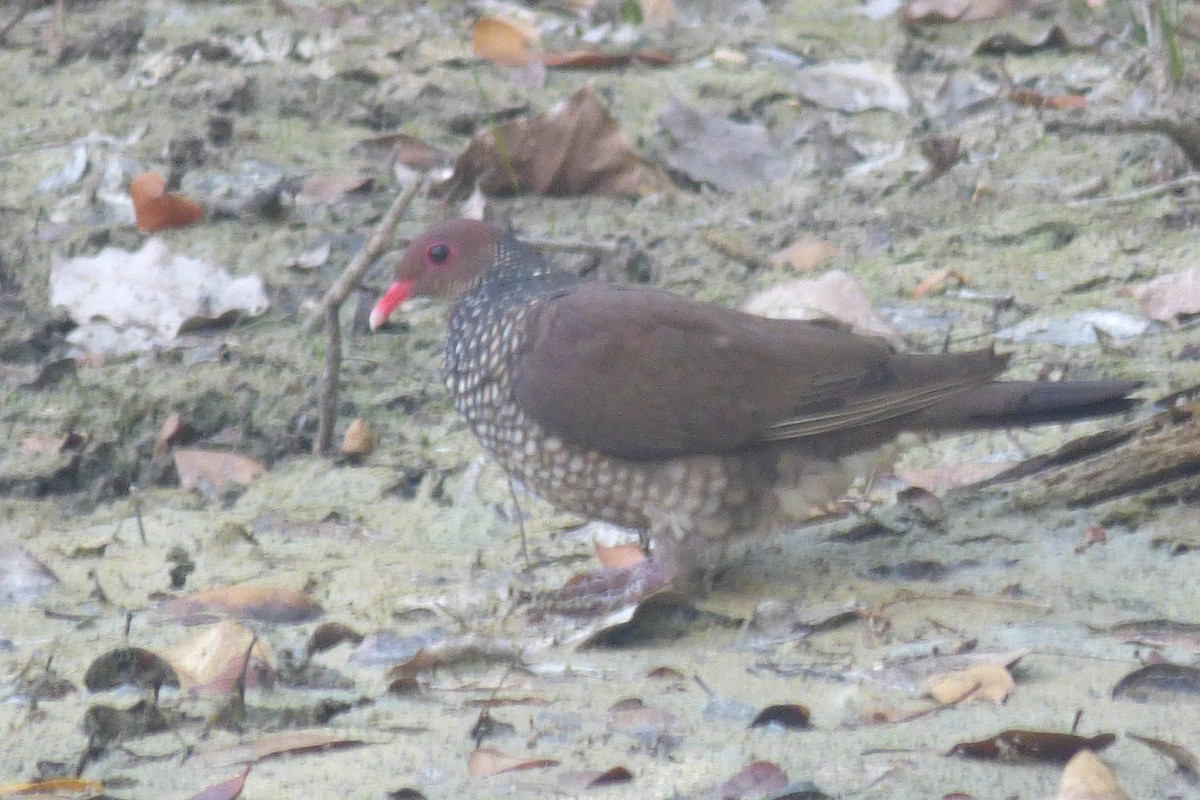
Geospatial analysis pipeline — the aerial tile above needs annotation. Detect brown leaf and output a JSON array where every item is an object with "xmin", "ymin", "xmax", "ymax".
[
  {"xmin": 1008, "ymin": 88, "xmax": 1087, "ymax": 110},
  {"xmin": 445, "ymin": 86, "xmax": 669, "ymax": 199},
  {"xmin": 340, "ymin": 417, "xmax": 376, "ymax": 456},
  {"xmin": 922, "ymin": 664, "xmax": 1014, "ymax": 704},
  {"xmin": 84, "ymin": 647, "xmax": 180, "ymax": 692},
  {"xmin": 1127, "ymin": 733, "xmax": 1200, "ymax": 778},
  {"xmin": 471, "ymin": 16, "xmax": 536, "ymax": 68},
  {"xmin": 749, "ymin": 704, "xmax": 811, "ymax": 730},
  {"xmin": 305, "ymin": 622, "xmax": 364, "ymax": 657},
  {"xmin": 194, "ymin": 730, "xmax": 367, "ymax": 770},
  {"xmin": 155, "ymin": 412, "xmax": 200, "ymax": 458},
  {"xmin": 1121, "ymin": 267, "xmax": 1200, "ymax": 327},
  {"xmin": 720, "ymin": 761, "xmax": 788, "ymax": 799},
  {"xmin": 948, "ymin": 730, "xmax": 1116, "ymax": 763},
  {"xmin": 594, "ymin": 541, "xmax": 646, "ymax": 568},
  {"xmin": 1058, "ymin": 750, "xmax": 1130, "ymax": 800},
  {"xmin": 386, "ymin": 633, "xmax": 524, "ymax": 679},
  {"xmin": 741, "ymin": 271, "xmax": 901, "ymax": 345},
  {"xmin": 770, "ymin": 238, "xmax": 839, "ymax": 272},
  {"xmin": 912, "ymin": 267, "xmax": 968, "ymax": 298},
  {"xmin": 130, "ymin": 172, "xmax": 204, "ymax": 232},
  {"xmin": 161, "ymin": 585, "xmax": 322, "ymax": 624},
  {"xmin": 174, "ymin": 448, "xmax": 266, "ymax": 492},
  {"xmin": 1111, "ymin": 662, "xmax": 1200, "ymax": 700},
  {"xmin": 190, "ymin": 765, "xmax": 251, "ymax": 800},
  {"xmin": 295, "ymin": 172, "xmax": 373, "ymax": 205},
  {"xmin": 353, "ymin": 132, "xmax": 451, "ymax": 172},
  {"xmin": 975, "ymin": 25, "xmax": 1073, "ymax": 56},
  {"xmin": 161, "ymin": 619, "xmax": 275, "ymax": 692},
  {"xmin": 467, "ymin": 748, "xmax": 559, "ymax": 777}
]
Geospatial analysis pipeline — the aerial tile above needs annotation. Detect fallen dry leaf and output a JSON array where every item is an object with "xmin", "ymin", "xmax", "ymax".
[
  {"xmin": 295, "ymin": 172, "xmax": 372, "ymax": 205},
  {"xmin": 445, "ymin": 86, "xmax": 669, "ymax": 199},
  {"xmin": 162, "ymin": 619, "xmax": 274, "ymax": 691},
  {"xmin": 741, "ymin": 271, "xmax": 901, "ymax": 344},
  {"xmin": 1111, "ymin": 662, "xmax": 1200, "ymax": 700},
  {"xmin": 129, "ymin": 172, "xmax": 204, "ymax": 232},
  {"xmin": 720, "ymin": 761, "xmax": 789, "ymax": 800},
  {"xmin": 1126, "ymin": 733, "xmax": 1200, "ymax": 779},
  {"xmin": 770, "ymin": 238, "xmax": 839, "ymax": 271},
  {"xmin": 749, "ymin": 703, "xmax": 811, "ymax": 730},
  {"xmin": 161, "ymin": 584, "xmax": 323, "ymax": 624},
  {"xmin": 467, "ymin": 748, "xmax": 559, "ymax": 778},
  {"xmin": 594, "ymin": 541, "xmax": 646, "ymax": 568},
  {"xmin": 1008, "ymin": 88, "xmax": 1088, "ymax": 111},
  {"xmin": 0, "ymin": 545, "xmax": 59, "ymax": 606},
  {"xmin": 922, "ymin": 664, "xmax": 1014, "ymax": 704},
  {"xmin": 84, "ymin": 647, "xmax": 180, "ymax": 692},
  {"xmin": 948, "ymin": 729, "xmax": 1116, "ymax": 763},
  {"xmin": 341, "ymin": 418, "xmax": 376, "ymax": 456},
  {"xmin": 912, "ymin": 268, "xmax": 968, "ymax": 298},
  {"xmin": 193, "ymin": 730, "xmax": 368, "ymax": 770},
  {"xmin": 189, "ymin": 765, "xmax": 250, "ymax": 800},
  {"xmin": 1058, "ymin": 750, "xmax": 1130, "ymax": 800},
  {"xmin": 50, "ymin": 239, "xmax": 269, "ymax": 355},
  {"xmin": 1121, "ymin": 267, "xmax": 1200, "ymax": 327},
  {"xmin": 659, "ymin": 96, "xmax": 792, "ymax": 191},
  {"xmin": 472, "ymin": 15, "xmax": 538, "ymax": 68},
  {"xmin": 174, "ymin": 448, "xmax": 266, "ymax": 493}
]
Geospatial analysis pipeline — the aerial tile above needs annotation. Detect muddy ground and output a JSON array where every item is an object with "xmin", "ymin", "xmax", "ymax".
[{"xmin": 2, "ymin": 0, "xmax": 1200, "ymax": 798}]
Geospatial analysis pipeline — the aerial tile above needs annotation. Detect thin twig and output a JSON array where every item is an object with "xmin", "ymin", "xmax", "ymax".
[
  {"xmin": 306, "ymin": 176, "xmax": 425, "ymax": 333},
  {"xmin": 309, "ymin": 178, "xmax": 424, "ymax": 455},
  {"xmin": 314, "ymin": 303, "xmax": 342, "ymax": 455},
  {"xmin": 1067, "ymin": 173, "xmax": 1200, "ymax": 207}
]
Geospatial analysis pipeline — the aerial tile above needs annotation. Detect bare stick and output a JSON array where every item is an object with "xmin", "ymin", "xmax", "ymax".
[
  {"xmin": 313, "ymin": 303, "xmax": 342, "ymax": 455},
  {"xmin": 305, "ymin": 176, "xmax": 425, "ymax": 333},
  {"xmin": 309, "ymin": 178, "xmax": 423, "ymax": 455}
]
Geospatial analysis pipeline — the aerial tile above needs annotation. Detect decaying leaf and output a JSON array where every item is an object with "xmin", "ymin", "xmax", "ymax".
[
  {"xmin": 1121, "ymin": 267, "xmax": 1200, "ymax": 327},
  {"xmin": 948, "ymin": 729, "xmax": 1116, "ymax": 763},
  {"xmin": 193, "ymin": 730, "xmax": 368, "ymax": 769},
  {"xmin": 467, "ymin": 748, "xmax": 559, "ymax": 777},
  {"xmin": 607, "ymin": 698, "xmax": 684, "ymax": 750},
  {"xmin": 792, "ymin": 61, "xmax": 910, "ymax": 113},
  {"xmin": 84, "ymin": 647, "xmax": 180, "ymax": 691},
  {"xmin": 294, "ymin": 172, "xmax": 373, "ymax": 205},
  {"xmin": 129, "ymin": 171, "xmax": 203, "ymax": 232},
  {"xmin": 720, "ymin": 761, "xmax": 789, "ymax": 800},
  {"xmin": 174, "ymin": 448, "xmax": 266, "ymax": 493},
  {"xmin": 472, "ymin": 16, "xmax": 538, "ymax": 68},
  {"xmin": 975, "ymin": 25, "xmax": 1072, "ymax": 56},
  {"xmin": 921, "ymin": 664, "xmax": 1014, "ymax": 704},
  {"xmin": 741, "ymin": 271, "xmax": 901, "ymax": 344},
  {"xmin": 1127, "ymin": 733, "xmax": 1200, "ymax": 780},
  {"xmin": 444, "ymin": 86, "xmax": 669, "ymax": 199},
  {"xmin": 50, "ymin": 239, "xmax": 270, "ymax": 355},
  {"xmin": 658, "ymin": 96, "xmax": 793, "ymax": 191},
  {"xmin": 341, "ymin": 418, "xmax": 376, "ymax": 456},
  {"xmin": 1008, "ymin": 88, "xmax": 1087, "ymax": 111},
  {"xmin": 189, "ymin": 765, "xmax": 251, "ymax": 800},
  {"xmin": 1057, "ymin": 750, "xmax": 1130, "ymax": 800},
  {"xmin": 770, "ymin": 238, "xmax": 839, "ymax": 272},
  {"xmin": 161, "ymin": 584, "xmax": 322, "ymax": 624},
  {"xmin": 1111, "ymin": 662, "xmax": 1200, "ymax": 701},
  {"xmin": 386, "ymin": 633, "xmax": 525, "ymax": 679},
  {"xmin": 749, "ymin": 703, "xmax": 811, "ymax": 730},
  {"xmin": 912, "ymin": 268, "xmax": 968, "ymax": 298},
  {"xmin": 162, "ymin": 619, "xmax": 275, "ymax": 691}
]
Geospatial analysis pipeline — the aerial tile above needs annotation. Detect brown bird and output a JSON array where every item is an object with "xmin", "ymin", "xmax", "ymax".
[{"xmin": 370, "ymin": 219, "xmax": 1139, "ymax": 590}]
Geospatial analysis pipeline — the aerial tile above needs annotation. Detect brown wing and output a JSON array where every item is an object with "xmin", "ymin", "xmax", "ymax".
[{"xmin": 511, "ymin": 283, "xmax": 1007, "ymax": 459}]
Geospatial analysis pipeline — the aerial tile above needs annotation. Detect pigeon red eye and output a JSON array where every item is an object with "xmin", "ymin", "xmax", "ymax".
[{"xmin": 427, "ymin": 243, "xmax": 451, "ymax": 264}]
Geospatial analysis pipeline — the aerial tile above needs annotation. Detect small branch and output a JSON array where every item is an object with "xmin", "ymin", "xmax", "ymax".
[
  {"xmin": 313, "ymin": 304, "xmax": 343, "ymax": 455},
  {"xmin": 1066, "ymin": 173, "xmax": 1200, "ymax": 207},
  {"xmin": 309, "ymin": 177, "xmax": 424, "ymax": 456},
  {"xmin": 306, "ymin": 176, "xmax": 425, "ymax": 333}
]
